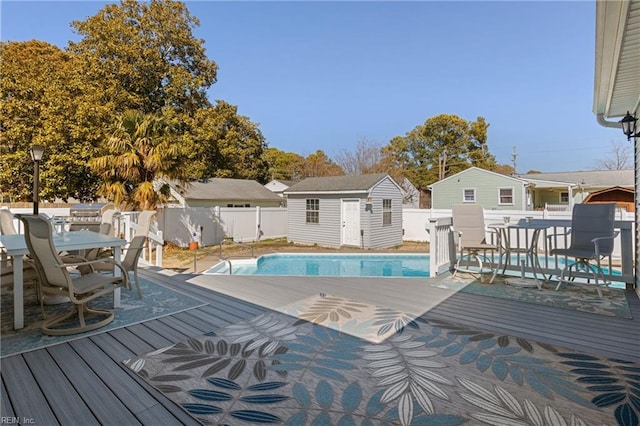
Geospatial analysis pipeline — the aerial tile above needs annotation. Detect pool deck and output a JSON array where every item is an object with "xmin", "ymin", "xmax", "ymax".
[{"xmin": 1, "ymin": 266, "xmax": 639, "ymax": 424}]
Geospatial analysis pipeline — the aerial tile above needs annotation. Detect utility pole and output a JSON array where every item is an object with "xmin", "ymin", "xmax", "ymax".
[{"xmin": 511, "ymin": 146, "xmax": 518, "ymax": 174}]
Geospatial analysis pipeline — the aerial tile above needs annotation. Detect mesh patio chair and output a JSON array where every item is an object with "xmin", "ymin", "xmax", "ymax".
[
  {"xmin": 451, "ymin": 204, "xmax": 499, "ymax": 281},
  {"xmin": 1, "ymin": 208, "xmax": 40, "ymax": 295},
  {"xmin": 19, "ymin": 214, "xmax": 127, "ymax": 335},
  {"xmin": 549, "ymin": 203, "xmax": 618, "ymax": 298},
  {"xmin": 85, "ymin": 210, "xmax": 156, "ymax": 298}
]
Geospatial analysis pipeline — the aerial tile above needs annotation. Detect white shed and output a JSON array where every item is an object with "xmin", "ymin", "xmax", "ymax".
[{"xmin": 284, "ymin": 173, "xmax": 403, "ymax": 249}]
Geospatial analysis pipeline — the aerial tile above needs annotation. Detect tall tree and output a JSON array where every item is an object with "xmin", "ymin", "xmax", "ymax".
[
  {"xmin": 335, "ymin": 138, "xmax": 387, "ymax": 175},
  {"xmin": 303, "ymin": 150, "xmax": 344, "ymax": 177},
  {"xmin": 594, "ymin": 140, "xmax": 632, "ymax": 170},
  {"xmin": 186, "ymin": 101, "xmax": 269, "ymax": 182},
  {"xmin": 0, "ymin": 40, "xmax": 100, "ymax": 202},
  {"xmin": 385, "ymin": 114, "xmax": 495, "ymax": 193},
  {"xmin": 89, "ymin": 110, "xmax": 188, "ymax": 209},
  {"xmin": 263, "ymin": 148, "xmax": 306, "ymax": 181},
  {"xmin": 68, "ymin": 0, "xmax": 217, "ymax": 116}
]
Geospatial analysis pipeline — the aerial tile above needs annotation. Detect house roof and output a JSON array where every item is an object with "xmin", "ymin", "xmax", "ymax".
[
  {"xmin": 168, "ymin": 178, "xmax": 283, "ymax": 202},
  {"xmin": 516, "ymin": 169, "xmax": 633, "ymax": 188},
  {"xmin": 593, "ymin": 0, "xmax": 640, "ymax": 121},
  {"xmin": 428, "ymin": 167, "xmax": 526, "ymax": 188},
  {"xmin": 285, "ymin": 173, "xmax": 395, "ymax": 194}
]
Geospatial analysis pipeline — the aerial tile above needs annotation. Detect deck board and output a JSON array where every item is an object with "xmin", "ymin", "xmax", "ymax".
[
  {"xmin": 23, "ymin": 349, "xmax": 100, "ymax": 425},
  {"xmin": 2, "ymin": 266, "xmax": 639, "ymax": 424}
]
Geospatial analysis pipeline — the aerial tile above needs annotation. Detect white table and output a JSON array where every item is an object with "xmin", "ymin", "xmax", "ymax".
[
  {"xmin": 488, "ymin": 220, "xmax": 552, "ymax": 289},
  {"xmin": 0, "ymin": 231, "xmax": 126, "ymax": 330}
]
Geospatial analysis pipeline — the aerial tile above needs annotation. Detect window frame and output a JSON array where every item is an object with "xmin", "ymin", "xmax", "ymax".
[
  {"xmin": 463, "ymin": 188, "xmax": 476, "ymax": 203},
  {"xmin": 382, "ymin": 199, "xmax": 392, "ymax": 226},
  {"xmin": 559, "ymin": 191, "xmax": 569, "ymax": 203},
  {"xmin": 305, "ymin": 198, "xmax": 320, "ymax": 224},
  {"xmin": 498, "ymin": 187, "xmax": 514, "ymax": 205}
]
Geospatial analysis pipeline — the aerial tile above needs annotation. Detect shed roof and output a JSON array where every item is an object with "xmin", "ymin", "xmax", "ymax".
[
  {"xmin": 285, "ymin": 173, "xmax": 393, "ymax": 193},
  {"xmin": 168, "ymin": 178, "xmax": 283, "ymax": 202}
]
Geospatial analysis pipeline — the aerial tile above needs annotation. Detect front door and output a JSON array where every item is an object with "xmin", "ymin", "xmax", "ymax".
[{"xmin": 341, "ymin": 199, "xmax": 361, "ymax": 246}]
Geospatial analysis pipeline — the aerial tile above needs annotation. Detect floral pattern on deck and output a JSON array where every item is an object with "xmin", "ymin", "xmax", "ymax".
[{"xmin": 124, "ymin": 308, "xmax": 638, "ymax": 425}]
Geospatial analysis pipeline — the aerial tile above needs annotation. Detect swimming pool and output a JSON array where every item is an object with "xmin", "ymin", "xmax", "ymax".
[{"xmin": 203, "ymin": 253, "xmax": 430, "ymax": 278}]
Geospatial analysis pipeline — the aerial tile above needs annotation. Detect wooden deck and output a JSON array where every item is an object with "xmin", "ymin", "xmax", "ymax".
[{"xmin": 1, "ymin": 267, "xmax": 639, "ymax": 425}]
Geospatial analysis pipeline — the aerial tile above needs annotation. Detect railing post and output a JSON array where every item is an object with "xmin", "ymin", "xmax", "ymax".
[{"xmin": 427, "ymin": 219, "xmax": 438, "ymax": 278}]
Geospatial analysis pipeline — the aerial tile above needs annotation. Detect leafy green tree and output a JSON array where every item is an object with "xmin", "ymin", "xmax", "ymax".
[
  {"xmin": 186, "ymin": 101, "xmax": 269, "ymax": 182},
  {"xmin": 0, "ymin": 40, "xmax": 100, "ymax": 202},
  {"xmin": 263, "ymin": 148, "xmax": 306, "ymax": 181},
  {"xmin": 90, "ymin": 110, "xmax": 189, "ymax": 209},
  {"xmin": 385, "ymin": 114, "xmax": 495, "ymax": 193},
  {"xmin": 68, "ymin": 0, "xmax": 217, "ymax": 115},
  {"xmin": 303, "ymin": 150, "xmax": 344, "ymax": 177}
]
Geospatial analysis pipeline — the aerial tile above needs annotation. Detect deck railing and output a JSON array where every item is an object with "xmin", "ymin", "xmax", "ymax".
[{"xmin": 428, "ymin": 217, "xmax": 635, "ymax": 286}]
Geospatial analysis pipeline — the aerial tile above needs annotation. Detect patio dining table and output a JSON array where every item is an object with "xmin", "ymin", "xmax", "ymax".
[
  {"xmin": 488, "ymin": 219, "xmax": 554, "ymax": 289},
  {"xmin": 0, "ymin": 230, "xmax": 126, "ymax": 330}
]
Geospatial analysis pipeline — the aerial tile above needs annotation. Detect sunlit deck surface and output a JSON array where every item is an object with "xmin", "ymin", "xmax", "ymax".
[{"xmin": 2, "ymin": 267, "xmax": 639, "ymax": 425}]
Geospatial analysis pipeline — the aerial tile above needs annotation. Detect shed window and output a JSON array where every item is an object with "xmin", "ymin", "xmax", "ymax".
[
  {"xmin": 463, "ymin": 189, "xmax": 476, "ymax": 203},
  {"xmin": 382, "ymin": 199, "xmax": 392, "ymax": 226},
  {"xmin": 306, "ymin": 199, "xmax": 319, "ymax": 223},
  {"xmin": 498, "ymin": 187, "xmax": 514, "ymax": 205},
  {"xmin": 560, "ymin": 192, "xmax": 569, "ymax": 203}
]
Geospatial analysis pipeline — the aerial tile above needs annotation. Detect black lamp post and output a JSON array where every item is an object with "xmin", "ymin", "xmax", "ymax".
[
  {"xmin": 620, "ymin": 111, "xmax": 639, "ymax": 141},
  {"xmin": 30, "ymin": 145, "xmax": 45, "ymax": 215}
]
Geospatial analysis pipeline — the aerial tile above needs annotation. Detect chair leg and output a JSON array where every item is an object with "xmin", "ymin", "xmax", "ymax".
[
  {"xmin": 41, "ymin": 303, "xmax": 114, "ymax": 336},
  {"xmin": 133, "ymin": 269, "xmax": 142, "ymax": 298}
]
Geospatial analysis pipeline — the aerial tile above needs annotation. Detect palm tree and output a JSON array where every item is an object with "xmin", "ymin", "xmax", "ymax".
[{"xmin": 90, "ymin": 110, "xmax": 188, "ymax": 209}]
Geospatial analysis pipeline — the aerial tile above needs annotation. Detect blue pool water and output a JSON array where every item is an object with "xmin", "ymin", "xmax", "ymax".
[{"xmin": 204, "ymin": 253, "xmax": 430, "ymax": 278}]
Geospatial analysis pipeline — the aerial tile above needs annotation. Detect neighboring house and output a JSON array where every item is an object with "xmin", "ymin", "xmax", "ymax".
[
  {"xmin": 430, "ymin": 167, "xmax": 634, "ymax": 211},
  {"xmin": 429, "ymin": 167, "xmax": 530, "ymax": 210},
  {"xmin": 284, "ymin": 173, "xmax": 403, "ymax": 249},
  {"xmin": 264, "ymin": 179, "xmax": 296, "ymax": 198},
  {"xmin": 399, "ymin": 177, "xmax": 420, "ymax": 208},
  {"xmin": 156, "ymin": 178, "xmax": 284, "ymax": 247},
  {"xmin": 517, "ymin": 169, "xmax": 633, "ymax": 210},
  {"xmin": 264, "ymin": 179, "xmax": 296, "ymax": 207},
  {"xmin": 162, "ymin": 178, "xmax": 284, "ymax": 208}
]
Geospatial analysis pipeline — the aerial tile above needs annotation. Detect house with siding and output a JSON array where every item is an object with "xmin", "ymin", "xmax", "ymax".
[
  {"xmin": 429, "ymin": 167, "xmax": 530, "ymax": 210},
  {"xmin": 430, "ymin": 167, "xmax": 634, "ymax": 211},
  {"xmin": 161, "ymin": 178, "xmax": 283, "ymax": 208},
  {"xmin": 284, "ymin": 173, "xmax": 404, "ymax": 249},
  {"xmin": 516, "ymin": 169, "xmax": 633, "ymax": 210}
]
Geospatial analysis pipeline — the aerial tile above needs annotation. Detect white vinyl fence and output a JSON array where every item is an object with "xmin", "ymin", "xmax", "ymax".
[
  {"xmin": 158, "ymin": 206, "xmax": 287, "ymax": 247},
  {"xmin": 159, "ymin": 206, "xmax": 634, "ymax": 248}
]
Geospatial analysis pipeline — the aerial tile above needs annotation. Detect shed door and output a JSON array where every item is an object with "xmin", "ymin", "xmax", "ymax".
[{"xmin": 342, "ymin": 199, "xmax": 361, "ymax": 246}]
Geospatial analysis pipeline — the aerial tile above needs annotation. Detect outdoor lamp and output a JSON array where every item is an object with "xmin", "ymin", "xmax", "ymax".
[
  {"xmin": 30, "ymin": 144, "xmax": 45, "ymax": 215},
  {"xmin": 620, "ymin": 111, "xmax": 639, "ymax": 141}
]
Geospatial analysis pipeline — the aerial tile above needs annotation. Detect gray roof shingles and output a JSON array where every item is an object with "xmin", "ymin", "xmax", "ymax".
[
  {"xmin": 516, "ymin": 169, "xmax": 633, "ymax": 187},
  {"xmin": 285, "ymin": 173, "xmax": 390, "ymax": 193},
  {"xmin": 172, "ymin": 178, "xmax": 283, "ymax": 201}
]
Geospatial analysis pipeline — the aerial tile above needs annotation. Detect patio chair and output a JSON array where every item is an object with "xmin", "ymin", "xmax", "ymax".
[
  {"xmin": 19, "ymin": 214, "xmax": 127, "ymax": 335},
  {"xmin": 85, "ymin": 210, "xmax": 156, "ymax": 298},
  {"xmin": 0, "ymin": 208, "xmax": 18, "ymax": 235},
  {"xmin": 451, "ymin": 204, "xmax": 499, "ymax": 281},
  {"xmin": 1, "ymin": 208, "xmax": 40, "ymax": 295},
  {"xmin": 549, "ymin": 203, "xmax": 618, "ymax": 298}
]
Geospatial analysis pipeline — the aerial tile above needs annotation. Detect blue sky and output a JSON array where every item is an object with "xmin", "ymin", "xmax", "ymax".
[{"xmin": 1, "ymin": 1, "xmax": 631, "ymax": 173}]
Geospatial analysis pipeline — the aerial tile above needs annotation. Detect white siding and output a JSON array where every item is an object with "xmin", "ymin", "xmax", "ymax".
[
  {"xmin": 366, "ymin": 178, "xmax": 404, "ymax": 249},
  {"xmin": 287, "ymin": 195, "xmax": 343, "ymax": 247}
]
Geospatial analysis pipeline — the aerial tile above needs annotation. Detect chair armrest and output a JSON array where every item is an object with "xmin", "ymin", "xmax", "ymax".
[{"xmin": 592, "ymin": 231, "xmax": 619, "ymax": 257}]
